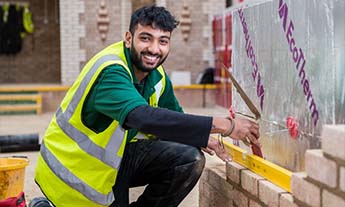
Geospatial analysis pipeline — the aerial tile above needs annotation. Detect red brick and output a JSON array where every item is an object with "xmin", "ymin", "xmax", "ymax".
[
  {"xmin": 207, "ymin": 166, "xmax": 236, "ymax": 199},
  {"xmin": 258, "ymin": 180, "xmax": 285, "ymax": 207},
  {"xmin": 249, "ymin": 199, "xmax": 263, "ymax": 207},
  {"xmin": 321, "ymin": 125, "xmax": 345, "ymax": 160},
  {"xmin": 214, "ymin": 193, "xmax": 233, "ymax": 207},
  {"xmin": 200, "ymin": 167, "xmax": 210, "ymax": 182},
  {"xmin": 226, "ymin": 161, "xmax": 246, "ymax": 184},
  {"xmin": 291, "ymin": 172, "xmax": 320, "ymax": 207},
  {"xmin": 199, "ymin": 196, "xmax": 210, "ymax": 207},
  {"xmin": 340, "ymin": 166, "xmax": 345, "ymax": 193},
  {"xmin": 199, "ymin": 180, "xmax": 212, "ymax": 200},
  {"xmin": 241, "ymin": 170, "xmax": 264, "ymax": 196},
  {"xmin": 200, "ymin": 167, "xmax": 236, "ymax": 207},
  {"xmin": 174, "ymin": 88, "xmax": 216, "ymax": 108},
  {"xmin": 279, "ymin": 193, "xmax": 298, "ymax": 207},
  {"xmin": 232, "ymin": 189, "xmax": 249, "ymax": 207},
  {"xmin": 322, "ymin": 189, "xmax": 345, "ymax": 207},
  {"xmin": 207, "ymin": 166, "xmax": 226, "ymax": 188},
  {"xmin": 305, "ymin": 150, "xmax": 337, "ymax": 188},
  {"xmin": 199, "ymin": 181, "xmax": 216, "ymax": 207}
]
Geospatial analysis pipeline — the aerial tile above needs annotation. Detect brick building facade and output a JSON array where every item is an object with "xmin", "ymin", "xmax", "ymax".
[
  {"xmin": 0, "ymin": 0, "xmax": 227, "ymax": 84},
  {"xmin": 200, "ymin": 125, "xmax": 345, "ymax": 207}
]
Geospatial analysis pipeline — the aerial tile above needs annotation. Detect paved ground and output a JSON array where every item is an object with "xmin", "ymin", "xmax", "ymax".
[{"xmin": 0, "ymin": 106, "xmax": 228, "ymax": 206}]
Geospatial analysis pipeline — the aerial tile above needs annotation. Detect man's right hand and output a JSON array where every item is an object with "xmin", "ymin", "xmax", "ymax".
[
  {"xmin": 231, "ymin": 117, "xmax": 261, "ymax": 147},
  {"xmin": 211, "ymin": 117, "xmax": 261, "ymax": 148}
]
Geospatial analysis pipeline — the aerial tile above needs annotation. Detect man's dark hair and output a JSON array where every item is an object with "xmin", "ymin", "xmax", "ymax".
[{"xmin": 129, "ymin": 5, "xmax": 179, "ymax": 35}]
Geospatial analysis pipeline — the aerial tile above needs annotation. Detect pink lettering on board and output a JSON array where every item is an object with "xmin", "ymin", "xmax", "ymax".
[
  {"xmin": 237, "ymin": 8, "xmax": 265, "ymax": 110},
  {"xmin": 278, "ymin": 0, "xmax": 319, "ymax": 126}
]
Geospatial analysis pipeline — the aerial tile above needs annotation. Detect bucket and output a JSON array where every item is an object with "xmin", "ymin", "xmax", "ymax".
[{"xmin": 0, "ymin": 157, "xmax": 29, "ymax": 200}]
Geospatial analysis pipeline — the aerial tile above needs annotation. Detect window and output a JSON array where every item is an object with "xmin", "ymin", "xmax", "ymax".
[
  {"xmin": 132, "ymin": 0, "xmax": 156, "ymax": 12},
  {"xmin": 226, "ymin": 0, "xmax": 233, "ymax": 7}
]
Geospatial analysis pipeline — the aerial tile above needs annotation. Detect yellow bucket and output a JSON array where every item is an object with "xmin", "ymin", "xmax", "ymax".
[{"xmin": 0, "ymin": 157, "xmax": 29, "ymax": 200}]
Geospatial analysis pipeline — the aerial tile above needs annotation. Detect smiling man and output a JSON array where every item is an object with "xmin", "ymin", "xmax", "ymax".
[{"xmin": 34, "ymin": 5, "xmax": 260, "ymax": 207}]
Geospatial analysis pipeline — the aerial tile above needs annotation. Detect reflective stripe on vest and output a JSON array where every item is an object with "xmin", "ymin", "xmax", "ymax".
[
  {"xmin": 135, "ymin": 133, "xmax": 146, "ymax": 140},
  {"xmin": 154, "ymin": 79, "xmax": 163, "ymax": 99},
  {"xmin": 149, "ymin": 79, "xmax": 163, "ymax": 107},
  {"xmin": 40, "ymin": 54, "xmax": 126, "ymax": 205},
  {"xmin": 40, "ymin": 143, "xmax": 114, "ymax": 205},
  {"xmin": 65, "ymin": 54, "xmax": 124, "ymax": 119},
  {"xmin": 55, "ymin": 107, "xmax": 124, "ymax": 169}
]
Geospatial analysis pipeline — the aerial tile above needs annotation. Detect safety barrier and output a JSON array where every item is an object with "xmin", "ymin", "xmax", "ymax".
[{"xmin": 0, "ymin": 94, "xmax": 42, "ymax": 115}]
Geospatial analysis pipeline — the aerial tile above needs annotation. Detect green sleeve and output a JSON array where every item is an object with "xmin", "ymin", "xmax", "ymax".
[
  {"xmin": 82, "ymin": 65, "xmax": 148, "ymax": 131},
  {"xmin": 158, "ymin": 73, "xmax": 184, "ymax": 113}
]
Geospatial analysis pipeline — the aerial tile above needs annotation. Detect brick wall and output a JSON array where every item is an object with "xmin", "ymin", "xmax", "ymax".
[
  {"xmin": 291, "ymin": 125, "xmax": 345, "ymax": 207},
  {"xmin": 82, "ymin": 0, "xmax": 125, "ymax": 63},
  {"xmin": 163, "ymin": 0, "xmax": 225, "ymax": 83},
  {"xmin": 0, "ymin": 0, "xmax": 60, "ymax": 83},
  {"xmin": 174, "ymin": 86, "xmax": 216, "ymax": 108},
  {"xmin": 200, "ymin": 125, "xmax": 345, "ymax": 207},
  {"xmin": 1, "ymin": 1, "xmax": 226, "ymax": 85},
  {"xmin": 80, "ymin": 0, "xmax": 226, "ymax": 84},
  {"xmin": 59, "ymin": 0, "xmax": 86, "ymax": 85}
]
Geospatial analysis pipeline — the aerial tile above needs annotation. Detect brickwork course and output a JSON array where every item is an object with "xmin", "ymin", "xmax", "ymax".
[
  {"xmin": 200, "ymin": 125, "xmax": 345, "ymax": 207},
  {"xmin": 0, "ymin": 0, "xmax": 226, "ymax": 84}
]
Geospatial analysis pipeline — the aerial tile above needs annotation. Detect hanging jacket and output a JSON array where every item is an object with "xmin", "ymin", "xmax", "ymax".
[
  {"xmin": 17, "ymin": 6, "xmax": 26, "ymax": 39},
  {"xmin": 2, "ymin": 4, "xmax": 22, "ymax": 55},
  {"xmin": 35, "ymin": 41, "xmax": 167, "ymax": 207},
  {"xmin": 23, "ymin": 5, "xmax": 34, "ymax": 34}
]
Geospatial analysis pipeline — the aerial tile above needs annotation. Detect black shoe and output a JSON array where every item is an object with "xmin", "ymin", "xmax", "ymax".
[{"xmin": 28, "ymin": 197, "xmax": 52, "ymax": 207}]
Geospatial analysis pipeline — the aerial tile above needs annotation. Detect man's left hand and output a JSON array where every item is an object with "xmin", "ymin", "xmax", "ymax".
[{"xmin": 203, "ymin": 137, "xmax": 232, "ymax": 163}]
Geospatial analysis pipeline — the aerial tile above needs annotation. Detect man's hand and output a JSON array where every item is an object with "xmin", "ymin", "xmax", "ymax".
[
  {"xmin": 211, "ymin": 116, "xmax": 261, "ymax": 148},
  {"xmin": 203, "ymin": 137, "xmax": 232, "ymax": 163},
  {"xmin": 231, "ymin": 117, "xmax": 261, "ymax": 148}
]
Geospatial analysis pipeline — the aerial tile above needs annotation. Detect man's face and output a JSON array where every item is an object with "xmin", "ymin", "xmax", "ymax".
[{"xmin": 125, "ymin": 24, "xmax": 171, "ymax": 73}]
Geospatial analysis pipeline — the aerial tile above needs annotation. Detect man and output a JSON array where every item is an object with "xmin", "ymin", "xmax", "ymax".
[{"xmin": 34, "ymin": 5, "xmax": 260, "ymax": 207}]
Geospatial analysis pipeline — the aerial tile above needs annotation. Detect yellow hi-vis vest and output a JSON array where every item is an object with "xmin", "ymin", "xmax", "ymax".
[{"xmin": 35, "ymin": 41, "xmax": 166, "ymax": 207}]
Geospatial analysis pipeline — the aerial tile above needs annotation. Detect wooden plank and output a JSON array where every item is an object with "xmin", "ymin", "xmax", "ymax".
[
  {"xmin": 0, "ymin": 104, "xmax": 41, "ymax": 114},
  {"xmin": 0, "ymin": 85, "xmax": 70, "ymax": 92},
  {"xmin": 0, "ymin": 94, "xmax": 41, "ymax": 101},
  {"xmin": 36, "ymin": 95, "xmax": 42, "ymax": 114}
]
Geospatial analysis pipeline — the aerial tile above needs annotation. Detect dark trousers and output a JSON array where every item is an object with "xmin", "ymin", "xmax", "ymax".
[{"xmin": 110, "ymin": 139, "xmax": 205, "ymax": 207}]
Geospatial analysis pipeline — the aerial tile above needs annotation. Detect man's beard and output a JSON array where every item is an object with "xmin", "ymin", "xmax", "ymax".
[{"xmin": 130, "ymin": 42, "xmax": 168, "ymax": 73}]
